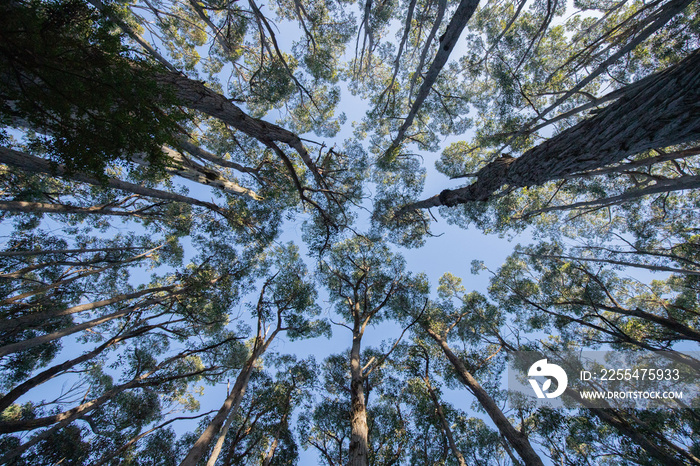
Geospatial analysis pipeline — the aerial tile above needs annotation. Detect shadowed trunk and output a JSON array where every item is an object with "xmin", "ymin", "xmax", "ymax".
[{"xmin": 424, "ymin": 378, "xmax": 467, "ymax": 466}]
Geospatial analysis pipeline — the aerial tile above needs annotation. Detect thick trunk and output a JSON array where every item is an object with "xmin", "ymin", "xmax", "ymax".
[
  {"xmin": 424, "ymin": 379, "xmax": 467, "ymax": 466},
  {"xmin": 93, "ymin": 412, "xmax": 213, "ymax": 466},
  {"xmin": 383, "ymin": 0, "xmax": 479, "ymax": 161},
  {"xmin": 424, "ymin": 327, "xmax": 544, "ymax": 466},
  {"xmin": 155, "ymin": 72, "xmax": 323, "ymax": 187},
  {"xmin": 348, "ymin": 333, "xmax": 369, "ymax": 466},
  {"xmin": 403, "ymin": 48, "xmax": 700, "ymax": 212}
]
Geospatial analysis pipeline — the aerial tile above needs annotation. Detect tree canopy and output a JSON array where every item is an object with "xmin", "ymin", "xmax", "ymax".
[{"xmin": 1, "ymin": 0, "xmax": 699, "ymax": 465}]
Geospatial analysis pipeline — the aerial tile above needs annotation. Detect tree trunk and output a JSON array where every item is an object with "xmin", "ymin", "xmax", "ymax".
[
  {"xmin": 402, "ymin": 48, "xmax": 700, "ymax": 212},
  {"xmin": 180, "ymin": 335, "xmax": 274, "ymax": 466},
  {"xmin": 0, "ymin": 146, "xmax": 227, "ymax": 216},
  {"xmin": 424, "ymin": 378, "xmax": 467, "ymax": 466},
  {"xmin": 154, "ymin": 72, "xmax": 322, "ymax": 184},
  {"xmin": 348, "ymin": 332, "xmax": 369, "ymax": 466},
  {"xmin": 423, "ymin": 326, "xmax": 544, "ymax": 466},
  {"xmin": 0, "ymin": 200, "xmax": 161, "ymax": 218},
  {"xmin": 383, "ymin": 0, "xmax": 479, "ymax": 162}
]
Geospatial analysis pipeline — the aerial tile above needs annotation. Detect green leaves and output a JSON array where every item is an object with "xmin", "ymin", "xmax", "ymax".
[{"xmin": 0, "ymin": 0, "xmax": 188, "ymax": 178}]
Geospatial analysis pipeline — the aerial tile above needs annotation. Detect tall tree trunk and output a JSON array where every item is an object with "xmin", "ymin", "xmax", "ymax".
[
  {"xmin": 383, "ymin": 0, "xmax": 480, "ymax": 162},
  {"xmin": 0, "ymin": 200, "xmax": 162, "ymax": 218},
  {"xmin": 181, "ymin": 334, "xmax": 276, "ymax": 466},
  {"xmin": 0, "ymin": 146, "xmax": 227, "ymax": 216},
  {"xmin": 423, "ymin": 326, "xmax": 544, "ymax": 466},
  {"xmin": 402, "ymin": 48, "xmax": 700, "ymax": 212},
  {"xmin": 424, "ymin": 378, "xmax": 467, "ymax": 466},
  {"xmin": 348, "ymin": 332, "xmax": 370, "ymax": 466},
  {"xmin": 154, "ymin": 72, "xmax": 324, "ymax": 187}
]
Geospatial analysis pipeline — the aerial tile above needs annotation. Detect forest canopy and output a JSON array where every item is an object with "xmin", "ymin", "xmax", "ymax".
[{"xmin": 0, "ymin": 0, "xmax": 699, "ymax": 464}]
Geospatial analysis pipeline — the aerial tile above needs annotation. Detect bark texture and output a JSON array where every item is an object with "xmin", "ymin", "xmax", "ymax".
[
  {"xmin": 402, "ymin": 48, "xmax": 700, "ymax": 212},
  {"xmin": 348, "ymin": 333, "xmax": 370, "ymax": 466},
  {"xmin": 180, "ymin": 336, "xmax": 274, "ymax": 466}
]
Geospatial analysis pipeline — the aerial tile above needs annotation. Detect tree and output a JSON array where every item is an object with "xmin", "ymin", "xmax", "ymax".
[
  {"xmin": 3, "ymin": 0, "xmax": 700, "ymax": 464},
  {"xmin": 180, "ymin": 244, "xmax": 327, "ymax": 466},
  {"xmin": 317, "ymin": 236, "xmax": 427, "ymax": 466},
  {"xmin": 401, "ymin": 46, "xmax": 700, "ymax": 213}
]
